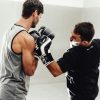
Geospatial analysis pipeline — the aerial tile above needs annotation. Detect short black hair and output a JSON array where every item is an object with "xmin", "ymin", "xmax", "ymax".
[
  {"xmin": 73, "ymin": 22, "xmax": 95, "ymax": 42},
  {"xmin": 22, "ymin": 0, "xmax": 44, "ymax": 19}
]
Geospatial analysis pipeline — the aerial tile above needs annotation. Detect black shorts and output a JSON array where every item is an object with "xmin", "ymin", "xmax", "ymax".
[
  {"xmin": 71, "ymin": 96, "xmax": 95, "ymax": 100},
  {"xmin": 69, "ymin": 91, "xmax": 97, "ymax": 100}
]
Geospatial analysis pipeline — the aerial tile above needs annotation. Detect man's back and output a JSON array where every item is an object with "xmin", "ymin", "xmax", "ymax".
[{"xmin": 66, "ymin": 39, "xmax": 100, "ymax": 99}]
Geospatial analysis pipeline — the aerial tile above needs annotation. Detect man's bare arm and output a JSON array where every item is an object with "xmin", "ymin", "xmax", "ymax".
[
  {"xmin": 12, "ymin": 31, "xmax": 38, "ymax": 76},
  {"xmin": 46, "ymin": 61, "xmax": 63, "ymax": 77}
]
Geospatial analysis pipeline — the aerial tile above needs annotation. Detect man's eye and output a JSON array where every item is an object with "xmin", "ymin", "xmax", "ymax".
[
  {"xmin": 70, "ymin": 37, "xmax": 73, "ymax": 41},
  {"xmin": 70, "ymin": 36, "xmax": 76, "ymax": 41}
]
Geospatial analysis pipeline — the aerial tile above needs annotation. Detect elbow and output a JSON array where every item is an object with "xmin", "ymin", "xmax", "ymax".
[
  {"xmin": 53, "ymin": 74, "xmax": 58, "ymax": 77},
  {"xmin": 24, "ymin": 68, "xmax": 35, "ymax": 76},
  {"xmin": 25, "ymin": 71, "xmax": 34, "ymax": 76},
  {"xmin": 51, "ymin": 70, "xmax": 63, "ymax": 77},
  {"xmin": 52, "ymin": 72, "xmax": 59, "ymax": 77},
  {"xmin": 28, "ymin": 72, "xmax": 34, "ymax": 76},
  {"xmin": 23, "ymin": 64, "xmax": 37, "ymax": 76}
]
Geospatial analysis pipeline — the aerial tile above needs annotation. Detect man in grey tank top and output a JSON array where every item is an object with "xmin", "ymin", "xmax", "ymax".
[{"xmin": 0, "ymin": 0, "xmax": 44, "ymax": 100}]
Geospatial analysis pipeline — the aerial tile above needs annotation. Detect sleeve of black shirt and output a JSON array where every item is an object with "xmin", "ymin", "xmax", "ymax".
[{"xmin": 57, "ymin": 49, "xmax": 74, "ymax": 73}]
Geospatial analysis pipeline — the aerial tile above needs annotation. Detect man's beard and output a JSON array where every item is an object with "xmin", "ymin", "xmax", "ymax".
[
  {"xmin": 31, "ymin": 23, "xmax": 36, "ymax": 28},
  {"xmin": 31, "ymin": 20, "xmax": 38, "ymax": 28}
]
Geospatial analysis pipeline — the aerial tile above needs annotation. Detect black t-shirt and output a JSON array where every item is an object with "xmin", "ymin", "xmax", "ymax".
[{"xmin": 57, "ymin": 39, "xmax": 100, "ymax": 98}]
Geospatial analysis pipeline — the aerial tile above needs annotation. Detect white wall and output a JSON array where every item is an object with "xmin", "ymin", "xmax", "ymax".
[
  {"xmin": 41, "ymin": 0, "xmax": 83, "ymax": 7},
  {"xmin": 84, "ymin": 0, "xmax": 100, "ymax": 7},
  {"xmin": 9, "ymin": 0, "xmax": 83, "ymax": 7}
]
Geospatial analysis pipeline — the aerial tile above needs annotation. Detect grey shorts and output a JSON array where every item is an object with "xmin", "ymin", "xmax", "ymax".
[{"xmin": 0, "ymin": 84, "xmax": 26, "ymax": 100}]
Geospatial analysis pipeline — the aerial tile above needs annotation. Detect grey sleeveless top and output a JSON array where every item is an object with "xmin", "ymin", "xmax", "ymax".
[{"xmin": 0, "ymin": 24, "xmax": 30, "ymax": 95}]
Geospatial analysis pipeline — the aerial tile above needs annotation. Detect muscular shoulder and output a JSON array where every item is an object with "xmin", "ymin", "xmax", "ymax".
[
  {"xmin": 12, "ymin": 31, "xmax": 35, "ymax": 54},
  {"xmin": 20, "ymin": 31, "xmax": 36, "ymax": 51}
]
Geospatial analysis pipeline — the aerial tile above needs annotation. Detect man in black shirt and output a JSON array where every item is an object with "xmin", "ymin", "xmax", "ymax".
[{"xmin": 36, "ymin": 22, "xmax": 100, "ymax": 100}]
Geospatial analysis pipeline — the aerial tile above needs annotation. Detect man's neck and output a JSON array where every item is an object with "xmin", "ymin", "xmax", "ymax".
[{"xmin": 16, "ymin": 17, "xmax": 32, "ymax": 31}]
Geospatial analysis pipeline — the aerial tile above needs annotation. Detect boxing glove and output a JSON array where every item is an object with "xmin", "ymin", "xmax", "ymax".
[
  {"xmin": 29, "ymin": 27, "xmax": 55, "ymax": 65},
  {"xmin": 29, "ymin": 30, "xmax": 40, "ymax": 60},
  {"xmin": 36, "ymin": 35, "xmax": 54, "ymax": 66},
  {"xmin": 38, "ymin": 26, "xmax": 55, "ymax": 39},
  {"xmin": 29, "ymin": 30, "xmax": 40, "ymax": 41}
]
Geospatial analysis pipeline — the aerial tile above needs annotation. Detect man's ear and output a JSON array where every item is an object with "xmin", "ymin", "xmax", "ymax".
[
  {"xmin": 81, "ymin": 41, "xmax": 90, "ymax": 46},
  {"xmin": 32, "ymin": 10, "xmax": 38, "ymax": 17}
]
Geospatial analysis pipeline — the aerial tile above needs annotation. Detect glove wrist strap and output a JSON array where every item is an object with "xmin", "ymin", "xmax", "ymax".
[{"xmin": 40, "ymin": 53, "xmax": 54, "ymax": 66}]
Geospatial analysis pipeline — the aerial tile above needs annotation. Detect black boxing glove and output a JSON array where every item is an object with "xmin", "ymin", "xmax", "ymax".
[
  {"xmin": 29, "ymin": 27, "xmax": 55, "ymax": 40},
  {"xmin": 29, "ymin": 30, "xmax": 40, "ymax": 41},
  {"xmin": 38, "ymin": 26, "xmax": 55, "ymax": 39},
  {"xmin": 29, "ymin": 30, "xmax": 40, "ymax": 60},
  {"xmin": 36, "ymin": 35, "xmax": 54, "ymax": 66}
]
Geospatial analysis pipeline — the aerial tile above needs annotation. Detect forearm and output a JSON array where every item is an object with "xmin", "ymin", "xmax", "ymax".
[
  {"xmin": 22, "ymin": 50, "xmax": 38, "ymax": 76},
  {"xmin": 46, "ymin": 60, "xmax": 63, "ymax": 77},
  {"xmin": 32, "ymin": 56, "xmax": 38, "ymax": 73}
]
